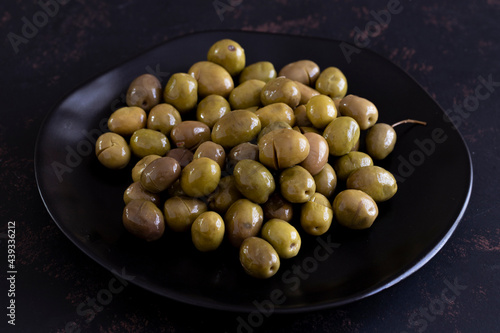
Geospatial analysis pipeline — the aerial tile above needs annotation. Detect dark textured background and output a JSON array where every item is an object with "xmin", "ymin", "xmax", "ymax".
[{"xmin": 1, "ymin": 0, "xmax": 499, "ymax": 332}]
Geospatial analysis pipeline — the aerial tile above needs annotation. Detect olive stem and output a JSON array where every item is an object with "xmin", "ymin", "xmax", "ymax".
[{"xmin": 391, "ymin": 119, "xmax": 427, "ymax": 128}]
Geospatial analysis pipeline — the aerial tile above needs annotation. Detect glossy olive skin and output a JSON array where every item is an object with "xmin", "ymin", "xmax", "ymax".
[
  {"xmin": 279, "ymin": 165, "xmax": 316, "ymax": 203},
  {"xmin": 211, "ymin": 110, "xmax": 261, "ymax": 148},
  {"xmin": 261, "ymin": 219, "xmax": 301, "ymax": 259},
  {"xmin": 334, "ymin": 151, "xmax": 374, "ymax": 181},
  {"xmin": 126, "ymin": 74, "xmax": 162, "ymax": 111},
  {"xmin": 294, "ymin": 105, "xmax": 313, "ymax": 127},
  {"xmin": 258, "ymin": 128, "xmax": 310, "ymax": 170},
  {"xmin": 339, "ymin": 95, "xmax": 378, "ymax": 130},
  {"xmin": 313, "ymin": 163, "xmax": 337, "ymax": 198},
  {"xmin": 191, "ymin": 211, "xmax": 225, "ymax": 252},
  {"xmin": 95, "ymin": 132, "xmax": 131, "ymax": 169},
  {"xmin": 315, "ymin": 66, "xmax": 348, "ymax": 99},
  {"xmin": 189, "ymin": 61, "xmax": 234, "ymax": 98},
  {"xmin": 170, "ymin": 121, "xmax": 211, "ymax": 151},
  {"xmin": 225, "ymin": 199, "xmax": 264, "ymax": 247},
  {"xmin": 122, "ymin": 199, "xmax": 165, "ymax": 241},
  {"xmin": 108, "ymin": 106, "xmax": 147, "ymax": 136},
  {"xmin": 300, "ymin": 193, "xmax": 333, "ymax": 235},
  {"xmin": 260, "ymin": 77, "xmax": 301, "ymax": 108},
  {"xmin": 262, "ymin": 193, "xmax": 293, "ymax": 222},
  {"xmin": 196, "ymin": 94, "xmax": 231, "ymax": 129},
  {"xmin": 293, "ymin": 126, "xmax": 320, "ymax": 135},
  {"xmin": 300, "ymin": 132, "xmax": 329, "ymax": 176},
  {"xmin": 130, "ymin": 128, "xmax": 170, "ymax": 158},
  {"xmin": 229, "ymin": 79, "xmax": 266, "ymax": 110},
  {"xmin": 167, "ymin": 179, "xmax": 186, "ymax": 197},
  {"xmin": 147, "ymin": 103, "xmax": 182, "ymax": 136},
  {"xmin": 163, "ymin": 73, "xmax": 198, "ymax": 113},
  {"xmin": 295, "ymin": 81, "xmax": 320, "ymax": 105},
  {"xmin": 239, "ymin": 61, "xmax": 277, "ymax": 84},
  {"xmin": 346, "ymin": 166, "xmax": 398, "ymax": 202},
  {"xmin": 278, "ymin": 60, "xmax": 320, "ymax": 86},
  {"xmin": 123, "ymin": 181, "xmax": 160, "ymax": 205},
  {"xmin": 240, "ymin": 237, "xmax": 280, "ymax": 279},
  {"xmin": 181, "ymin": 157, "xmax": 221, "ymax": 197},
  {"xmin": 323, "ymin": 116, "xmax": 360, "ymax": 156},
  {"xmin": 365, "ymin": 123, "xmax": 397, "ymax": 160},
  {"xmin": 131, "ymin": 154, "xmax": 162, "ymax": 182},
  {"xmin": 233, "ymin": 160, "xmax": 276, "ymax": 204},
  {"xmin": 140, "ymin": 156, "xmax": 181, "ymax": 193},
  {"xmin": 207, "ymin": 175, "xmax": 243, "ymax": 213},
  {"xmin": 166, "ymin": 148, "xmax": 193, "ymax": 168},
  {"xmin": 193, "ymin": 141, "xmax": 226, "ymax": 169},
  {"xmin": 257, "ymin": 121, "xmax": 292, "ymax": 143},
  {"xmin": 207, "ymin": 39, "xmax": 246, "ymax": 76},
  {"xmin": 255, "ymin": 103, "xmax": 296, "ymax": 128},
  {"xmin": 227, "ymin": 142, "xmax": 259, "ymax": 170},
  {"xmin": 306, "ymin": 94, "xmax": 338, "ymax": 129},
  {"xmin": 333, "ymin": 189, "xmax": 379, "ymax": 229},
  {"xmin": 163, "ymin": 196, "xmax": 207, "ymax": 232}
]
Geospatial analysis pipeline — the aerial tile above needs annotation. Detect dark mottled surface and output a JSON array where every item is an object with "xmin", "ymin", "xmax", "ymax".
[{"xmin": 1, "ymin": 0, "xmax": 499, "ymax": 332}]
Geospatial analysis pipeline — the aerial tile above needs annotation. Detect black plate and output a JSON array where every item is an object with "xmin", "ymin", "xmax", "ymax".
[{"xmin": 35, "ymin": 31, "xmax": 472, "ymax": 313}]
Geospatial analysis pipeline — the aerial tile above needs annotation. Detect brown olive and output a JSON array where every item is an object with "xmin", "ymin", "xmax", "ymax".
[
  {"xmin": 294, "ymin": 104, "xmax": 313, "ymax": 127},
  {"xmin": 227, "ymin": 142, "xmax": 259, "ymax": 170},
  {"xmin": 126, "ymin": 74, "xmax": 162, "ymax": 111},
  {"xmin": 140, "ymin": 156, "xmax": 181, "ymax": 193},
  {"xmin": 95, "ymin": 132, "xmax": 131, "ymax": 169},
  {"xmin": 262, "ymin": 193, "xmax": 293, "ymax": 222},
  {"xmin": 130, "ymin": 128, "xmax": 170, "ymax": 158},
  {"xmin": 189, "ymin": 61, "xmax": 234, "ymax": 98},
  {"xmin": 255, "ymin": 103, "xmax": 296, "ymax": 128},
  {"xmin": 196, "ymin": 94, "xmax": 231, "ymax": 128},
  {"xmin": 225, "ymin": 199, "xmax": 264, "ymax": 248},
  {"xmin": 211, "ymin": 110, "xmax": 261, "ymax": 148},
  {"xmin": 163, "ymin": 196, "xmax": 207, "ymax": 232},
  {"xmin": 131, "ymin": 154, "xmax": 162, "ymax": 182},
  {"xmin": 239, "ymin": 61, "xmax": 277, "ymax": 84},
  {"xmin": 193, "ymin": 141, "xmax": 226, "ymax": 169},
  {"xmin": 166, "ymin": 148, "xmax": 194, "ymax": 168},
  {"xmin": 123, "ymin": 181, "xmax": 160, "ymax": 206},
  {"xmin": 313, "ymin": 163, "xmax": 337, "ymax": 198},
  {"xmin": 258, "ymin": 128, "xmax": 310, "ymax": 170},
  {"xmin": 294, "ymin": 81, "xmax": 321, "ymax": 105},
  {"xmin": 339, "ymin": 94, "xmax": 378, "ymax": 130},
  {"xmin": 108, "ymin": 106, "xmax": 147, "ymax": 136},
  {"xmin": 163, "ymin": 73, "xmax": 198, "ymax": 113},
  {"xmin": 333, "ymin": 189, "xmax": 378, "ymax": 229},
  {"xmin": 147, "ymin": 103, "xmax": 182, "ymax": 136},
  {"xmin": 239, "ymin": 237, "xmax": 280, "ymax": 279},
  {"xmin": 207, "ymin": 175, "xmax": 243, "ymax": 214},
  {"xmin": 300, "ymin": 132, "xmax": 329, "ymax": 176},
  {"xmin": 260, "ymin": 77, "xmax": 301, "ymax": 108},
  {"xmin": 122, "ymin": 199, "xmax": 165, "ymax": 241},
  {"xmin": 170, "ymin": 121, "xmax": 211, "ymax": 151},
  {"xmin": 278, "ymin": 60, "xmax": 320, "ymax": 86}
]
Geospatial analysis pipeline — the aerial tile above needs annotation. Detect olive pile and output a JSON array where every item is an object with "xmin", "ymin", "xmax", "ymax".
[{"xmin": 95, "ymin": 39, "xmax": 418, "ymax": 279}]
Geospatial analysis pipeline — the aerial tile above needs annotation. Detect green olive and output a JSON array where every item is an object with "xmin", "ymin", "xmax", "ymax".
[
  {"xmin": 258, "ymin": 128, "xmax": 310, "ymax": 170},
  {"xmin": 278, "ymin": 60, "xmax": 320, "ymax": 86},
  {"xmin": 279, "ymin": 165, "xmax": 316, "ymax": 203},
  {"xmin": 191, "ymin": 211, "xmax": 225, "ymax": 252},
  {"xmin": 181, "ymin": 157, "xmax": 221, "ymax": 197},
  {"xmin": 130, "ymin": 128, "xmax": 170, "ymax": 158},
  {"xmin": 315, "ymin": 66, "xmax": 348, "ymax": 99},
  {"xmin": 164, "ymin": 196, "xmax": 207, "ymax": 232},
  {"xmin": 239, "ymin": 237, "xmax": 280, "ymax": 279},
  {"xmin": 147, "ymin": 103, "xmax": 182, "ymax": 136},
  {"xmin": 313, "ymin": 163, "xmax": 337, "ymax": 198},
  {"xmin": 193, "ymin": 141, "xmax": 226, "ymax": 169},
  {"xmin": 140, "ymin": 156, "xmax": 181, "ymax": 193},
  {"xmin": 163, "ymin": 73, "xmax": 198, "ymax": 113},
  {"xmin": 229, "ymin": 79, "xmax": 266, "ymax": 109},
  {"xmin": 207, "ymin": 39, "xmax": 246, "ymax": 76},
  {"xmin": 227, "ymin": 142, "xmax": 259, "ymax": 170},
  {"xmin": 293, "ymin": 105, "xmax": 313, "ymax": 127},
  {"xmin": 323, "ymin": 116, "xmax": 360, "ymax": 156},
  {"xmin": 166, "ymin": 148, "xmax": 193, "ymax": 168},
  {"xmin": 261, "ymin": 219, "xmax": 301, "ymax": 259},
  {"xmin": 95, "ymin": 132, "xmax": 131, "ymax": 169},
  {"xmin": 196, "ymin": 94, "xmax": 231, "ymax": 129},
  {"xmin": 346, "ymin": 166, "xmax": 397, "ymax": 202},
  {"xmin": 126, "ymin": 74, "xmax": 162, "ymax": 111},
  {"xmin": 333, "ymin": 151, "xmax": 373, "ymax": 181},
  {"xmin": 255, "ymin": 103, "xmax": 296, "ymax": 128},
  {"xmin": 262, "ymin": 193, "xmax": 293, "ymax": 222},
  {"xmin": 123, "ymin": 181, "xmax": 160, "ymax": 206},
  {"xmin": 365, "ymin": 123, "xmax": 397, "ymax": 160},
  {"xmin": 131, "ymin": 154, "xmax": 162, "ymax": 182},
  {"xmin": 233, "ymin": 159, "xmax": 275, "ymax": 204},
  {"xmin": 211, "ymin": 110, "xmax": 261, "ymax": 148},
  {"xmin": 294, "ymin": 81, "xmax": 321, "ymax": 105},
  {"xmin": 189, "ymin": 61, "xmax": 234, "ymax": 98},
  {"xmin": 225, "ymin": 199, "xmax": 264, "ymax": 247},
  {"xmin": 306, "ymin": 94, "xmax": 338, "ymax": 129},
  {"xmin": 122, "ymin": 199, "xmax": 165, "ymax": 241},
  {"xmin": 260, "ymin": 77, "xmax": 301, "ymax": 108},
  {"xmin": 339, "ymin": 95, "xmax": 378, "ymax": 130},
  {"xmin": 257, "ymin": 121, "xmax": 292, "ymax": 143},
  {"xmin": 170, "ymin": 121, "xmax": 211, "ymax": 151},
  {"xmin": 108, "ymin": 106, "xmax": 147, "ymax": 136},
  {"xmin": 300, "ymin": 193, "xmax": 333, "ymax": 235},
  {"xmin": 207, "ymin": 175, "xmax": 243, "ymax": 214},
  {"xmin": 333, "ymin": 189, "xmax": 378, "ymax": 229},
  {"xmin": 239, "ymin": 61, "xmax": 277, "ymax": 84},
  {"xmin": 300, "ymin": 132, "xmax": 329, "ymax": 176}
]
